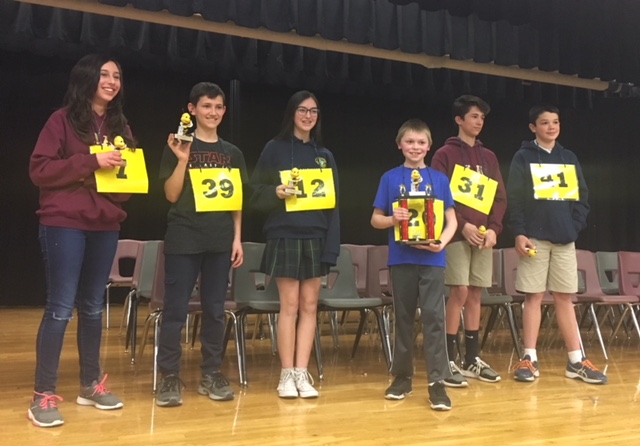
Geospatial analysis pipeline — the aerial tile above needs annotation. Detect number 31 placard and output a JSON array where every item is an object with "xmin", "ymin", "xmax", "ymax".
[
  {"xmin": 279, "ymin": 168, "xmax": 336, "ymax": 212},
  {"xmin": 189, "ymin": 168, "xmax": 243, "ymax": 212}
]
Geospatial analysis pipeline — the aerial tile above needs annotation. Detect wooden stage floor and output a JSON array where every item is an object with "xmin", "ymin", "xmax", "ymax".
[{"xmin": 2, "ymin": 307, "xmax": 640, "ymax": 445}]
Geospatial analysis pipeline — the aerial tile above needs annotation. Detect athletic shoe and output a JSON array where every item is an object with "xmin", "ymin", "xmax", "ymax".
[
  {"xmin": 156, "ymin": 374, "xmax": 185, "ymax": 407},
  {"xmin": 198, "ymin": 372, "xmax": 235, "ymax": 401},
  {"xmin": 513, "ymin": 355, "xmax": 540, "ymax": 382},
  {"xmin": 461, "ymin": 357, "xmax": 501, "ymax": 383},
  {"xmin": 443, "ymin": 361, "xmax": 469, "ymax": 388},
  {"xmin": 565, "ymin": 358, "xmax": 608, "ymax": 384},
  {"xmin": 76, "ymin": 375, "xmax": 123, "ymax": 410},
  {"xmin": 277, "ymin": 369, "xmax": 298, "ymax": 399},
  {"xmin": 294, "ymin": 369, "xmax": 319, "ymax": 399},
  {"xmin": 428, "ymin": 381, "xmax": 452, "ymax": 411},
  {"xmin": 28, "ymin": 391, "xmax": 64, "ymax": 428},
  {"xmin": 385, "ymin": 376, "xmax": 412, "ymax": 400}
]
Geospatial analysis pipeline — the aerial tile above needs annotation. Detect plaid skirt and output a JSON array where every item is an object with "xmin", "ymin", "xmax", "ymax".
[{"xmin": 261, "ymin": 238, "xmax": 330, "ymax": 280}]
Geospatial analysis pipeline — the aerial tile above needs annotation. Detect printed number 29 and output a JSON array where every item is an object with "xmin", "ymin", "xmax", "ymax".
[
  {"xmin": 458, "ymin": 177, "xmax": 485, "ymax": 201},
  {"xmin": 202, "ymin": 179, "xmax": 234, "ymax": 198}
]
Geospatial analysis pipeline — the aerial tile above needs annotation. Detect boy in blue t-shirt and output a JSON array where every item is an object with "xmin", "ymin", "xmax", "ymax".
[{"xmin": 371, "ymin": 119, "xmax": 458, "ymax": 411}]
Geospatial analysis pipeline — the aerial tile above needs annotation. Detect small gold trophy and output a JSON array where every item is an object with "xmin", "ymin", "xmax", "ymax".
[
  {"xmin": 284, "ymin": 168, "xmax": 302, "ymax": 195},
  {"xmin": 398, "ymin": 169, "xmax": 440, "ymax": 245},
  {"xmin": 175, "ymin": 113, "xmax": 194, "ymax": 143},
  {"xmin": 478, "ymin": 225, "xmax": 487, "ymax": 249}
]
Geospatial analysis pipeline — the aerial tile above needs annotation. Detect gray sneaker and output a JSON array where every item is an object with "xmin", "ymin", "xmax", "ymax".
[
  {"xmin": 461, "ymin": 357, "xmax": 501, "ymax": 383},
  {"xmin": 156, "ymin": 374, "xmax": 185, "ymax": 407},
  {"xmin": 76, "ymin": 375, "xmax": 124, "ymax": 410},
  {"xmin": 443, "ymin": 361, "xmax": 469, "ymax": 388},
  {"xmin": 198, "ymin": 372, "xmax": 234, "ymax": 401},
  {"xmin": 28, "ymin": 391, "xmax": 64, "ymax": 428}
]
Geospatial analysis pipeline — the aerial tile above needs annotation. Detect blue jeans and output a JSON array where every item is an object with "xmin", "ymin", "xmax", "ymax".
[
  {"xmin": 35, "ymin": 225, "xmax": 119, "ymax": 392},
  {"xmin": 157, "ymin": 251, "xmax": 231, "ymax": 376}
]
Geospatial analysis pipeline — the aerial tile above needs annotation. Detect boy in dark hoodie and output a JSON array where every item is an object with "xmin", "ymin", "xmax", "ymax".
[
  {"xmin": 432, "ymin": 95, "xmax": 507, "ymax": 387},
  {"xmin": 507, "ymin": 105, "xmax": 606, "ymax": 384}
]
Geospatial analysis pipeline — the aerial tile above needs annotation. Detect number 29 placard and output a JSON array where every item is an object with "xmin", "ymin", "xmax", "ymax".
[{"xmin": 279, "ymin": 168, "xmax": 336, "ymax": 212}]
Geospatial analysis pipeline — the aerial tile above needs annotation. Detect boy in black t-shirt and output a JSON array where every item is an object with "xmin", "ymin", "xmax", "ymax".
[{"xmin": 156, "ymin": 82, "xmax": 248, "ymax": 406}]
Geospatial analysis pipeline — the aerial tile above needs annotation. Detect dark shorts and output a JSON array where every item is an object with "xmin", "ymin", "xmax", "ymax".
[{"xmin": 261, "ymin": 238, "xmax": 329, "ymax": 281}]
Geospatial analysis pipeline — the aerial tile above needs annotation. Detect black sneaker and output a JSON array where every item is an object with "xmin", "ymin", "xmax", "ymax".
[
  {"xmin": 198, "ymin": 372, "xmax": 235, "ymax": 401},
  {"xmin": 565, "ymin": 358, "xmax": 607, "ymax": 384},
  {"xmin": 156, "ymin": 374, "xmax": 185, "ymax": 407},
  {"xmin": 428, "ymin": 381, "xmax": 452, "ymax": 411},
  {"xmin": 385, "ymin": 376, "xmax": 412, "ymax": 400}
]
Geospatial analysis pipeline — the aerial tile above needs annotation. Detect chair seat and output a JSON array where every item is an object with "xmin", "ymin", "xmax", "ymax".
[
  {"xmin": 482, "ymin": 294, "xmax": 513, "ymax": 306},
  {"xmin": 242, "ymin": 301, "xmax": 281, "ymax": 312},
  {"xmin": 578, "ymin": 294, "xmax": 640, "ymax": 304},
  {"xmin": 319, "ymin": 297, "xmax": 383, "ymax": 309}
]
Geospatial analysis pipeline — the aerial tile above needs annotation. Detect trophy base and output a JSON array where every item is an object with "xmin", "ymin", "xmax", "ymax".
[
  {"xmin": 175, "ymin": 134, "xmax": 193, "ymax": 143},
  {"xmin": 399, "ymin": 239, "xmax": 441, "ymax": 245},
  {"xmin": 284, "ymin": 187, "xmax": 302, "ymax": 196}
]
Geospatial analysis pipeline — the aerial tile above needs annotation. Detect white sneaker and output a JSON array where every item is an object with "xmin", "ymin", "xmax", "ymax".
[
  {"xmin": 294, "ymin": 369, "xmax": 319, "ymax": 398},
  {"xmin": 277, "ymin": 369, "xmax": 298, "ymax": 399}
]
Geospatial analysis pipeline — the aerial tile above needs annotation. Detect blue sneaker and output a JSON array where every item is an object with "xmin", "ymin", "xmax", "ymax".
[
  {"xmin": 513, "ymin": 355, "xmax": 539, "ymax": 382},
  {"xmin": 565, "ymin": 358, "xmax": 607, "ymax": 384}
]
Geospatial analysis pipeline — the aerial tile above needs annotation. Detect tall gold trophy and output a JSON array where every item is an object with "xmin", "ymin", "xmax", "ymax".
[{"xmin": 398, "ymin": 170, "xmax": 440, "ymax": 245}]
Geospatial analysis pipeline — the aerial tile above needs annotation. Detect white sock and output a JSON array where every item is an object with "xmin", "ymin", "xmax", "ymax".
[
  {"xmin": 568, "ymin": 350, "xmax": 583, "ymax": 364},
  {"xmin": 294, "ymin": 367, "xmax": 307, "ymax": 373},
  {"xmin": 524, "ymin": 348, "xmax": 537, "ymax": 362}
]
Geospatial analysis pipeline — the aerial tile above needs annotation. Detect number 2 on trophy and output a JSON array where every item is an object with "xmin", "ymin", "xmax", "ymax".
[
  {"xmin": 408, "ymin": 208, "xmax": 427, "ymax": 227},
  {"xmin": 295, "ymin": 179, "xmax": 326, "ymax": 198},
  {"xmin": 457, "ymin": 176, "xmax": 486, "ymax": 201},
  {"xmin": 201, "ymin": 178, "xmax": 234, "ymax": 198}
]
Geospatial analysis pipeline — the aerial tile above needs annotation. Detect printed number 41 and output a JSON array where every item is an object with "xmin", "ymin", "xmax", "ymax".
[{"xmin": 540, "ymin": 172, "xmax": 568, "ymax": 187}]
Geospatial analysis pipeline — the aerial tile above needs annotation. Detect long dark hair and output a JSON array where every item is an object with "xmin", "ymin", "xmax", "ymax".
[
  {"xmin": 275, "ymin": 90, "xmax": 323, "ymax": 146},
  {"xmin": 63, "ymin": 54, "xmax": 131, "ymax": 146}
]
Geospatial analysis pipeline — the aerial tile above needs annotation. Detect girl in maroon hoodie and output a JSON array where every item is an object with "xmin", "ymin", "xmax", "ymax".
[{"xmin": 28, "ymin": 54, "xmax": 133, "ymax": 428}]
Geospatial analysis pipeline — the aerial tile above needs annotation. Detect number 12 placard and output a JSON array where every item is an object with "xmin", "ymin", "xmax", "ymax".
[{"xmin": 279, "ymin": 168, "xmax": 336, "ymax": 212}]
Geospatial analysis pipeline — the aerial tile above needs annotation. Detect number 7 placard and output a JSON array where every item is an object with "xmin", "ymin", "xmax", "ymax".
[{"xmin": 89, "ymin": 145, "xmax": 149, "ymax": 194}]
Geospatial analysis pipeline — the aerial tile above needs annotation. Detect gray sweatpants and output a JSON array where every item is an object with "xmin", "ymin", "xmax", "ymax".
[{"xmin": 390, "ymin": 264, "xmax": 451, "ymax": 383}]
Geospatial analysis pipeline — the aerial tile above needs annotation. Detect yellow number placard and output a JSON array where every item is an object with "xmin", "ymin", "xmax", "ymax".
[
  {"xmin": 392, "ymin": 198, "xmax": 444, "ymax": 242},
  {"xmin": 90, "ymin": 145, "xmax": 148, "ymax": 194},
  {"xmin": 279, "ymin": 168, "xmax": 336, "ymax": 212},
  {"xmin": 530, "ymin": 164, "xmax": 579, "ymax": 200},
  {"xmin": 450, "ymin": 164, "xmax": 498, "ymax": 215},
  {"xmin": 188, "ymin": 168, "xmax": 243, "ymax": 212}
]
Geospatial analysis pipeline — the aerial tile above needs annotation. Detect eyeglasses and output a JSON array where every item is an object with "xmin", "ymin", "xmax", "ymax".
[{"xmin": 296, "ymin": 107, "xmax": 319, "ymax": 117}]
